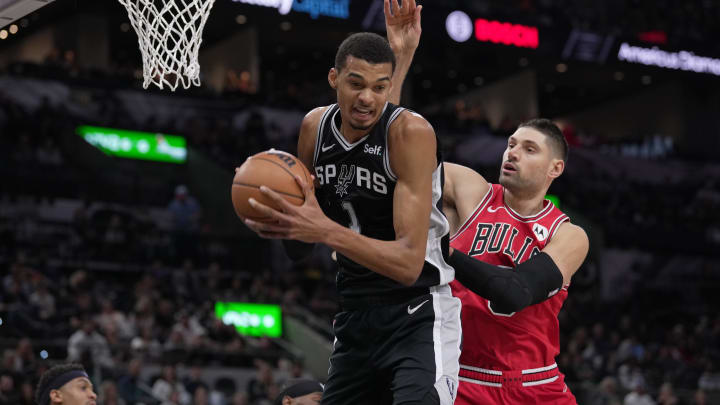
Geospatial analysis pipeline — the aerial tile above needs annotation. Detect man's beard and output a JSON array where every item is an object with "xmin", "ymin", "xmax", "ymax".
[{"xmin": 350, "ymin": 121, "xmax": 373, "ymax": 131}]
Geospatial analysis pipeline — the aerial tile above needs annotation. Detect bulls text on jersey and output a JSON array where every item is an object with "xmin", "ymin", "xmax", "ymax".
[{"xmin": 467, "ymin": 222, "xmax": 542, "ymax": 265}]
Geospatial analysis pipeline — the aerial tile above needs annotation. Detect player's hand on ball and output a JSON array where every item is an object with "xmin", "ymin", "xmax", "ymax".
[
  {"xmin": 384, "ymin": 0, "xmax": 422, "ymax": 56},
  {"xmin": 244, "ymin": 175, "xmax": 333, "ymax": 243}
]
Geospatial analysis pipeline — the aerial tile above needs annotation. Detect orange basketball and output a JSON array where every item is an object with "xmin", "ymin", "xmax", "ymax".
[{"xmin": 231, "ymin": 150, "xmax": 313, "ymax": 222}]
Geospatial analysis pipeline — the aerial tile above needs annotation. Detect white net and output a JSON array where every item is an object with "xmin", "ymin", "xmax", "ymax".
[{"xmin": 118, "ymin": 0, "xmax": 216, "ymax": 91}]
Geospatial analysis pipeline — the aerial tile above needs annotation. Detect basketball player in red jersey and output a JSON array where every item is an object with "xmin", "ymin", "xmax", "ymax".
[
  {"xmin": 442, "ymin": 121, "xmax": 589, "ymax": 404},
  {"xmin": 384, "ymin": 7, "xmax": 590, "ymax": 405}
]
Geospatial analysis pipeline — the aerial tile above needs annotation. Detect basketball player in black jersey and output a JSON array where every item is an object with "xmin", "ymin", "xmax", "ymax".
[{"xmin": 243, "ymin": 1, "xmax": 461, "ymax": 404}]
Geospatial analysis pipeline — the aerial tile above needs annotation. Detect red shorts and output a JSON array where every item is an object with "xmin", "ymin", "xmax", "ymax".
[{"xmin": 454, "ymin": 363, "xmax": 577, "ymax": 405}]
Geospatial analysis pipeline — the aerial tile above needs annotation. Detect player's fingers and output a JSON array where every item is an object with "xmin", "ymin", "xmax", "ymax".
[
  {"xmin": 409, "ymin": 0, "xmax": 416, "ymax": 13},
  {"xmin": 248, "ymin": 197, "xmax": 292, "ymax": 222},
  {"xmin": 293, "ymin": 175, "xmax": 314, "ymax": 198},
  {"xmin": 258, "ymin": 186, "xmax": 296, "ymax": 212},
  {"xmin": 392, "ymin": 0, "xmax": 401, "ymax": 16},
  {"xmin": 244, "ymin": 218, "xmax": 286, "ymax": 233},
  {"xmin": 383, "ymin": 0, "xmax": 392, "ymax": 18},
  {"xmin": 415, "ymin": 5, "xmax": 422, "ymax": 26}
]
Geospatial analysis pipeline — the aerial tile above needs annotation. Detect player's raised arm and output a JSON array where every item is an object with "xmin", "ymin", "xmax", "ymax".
[
  {"xmin": 384, "ymin": 0, "xmax": 421, "ymax": 105},
  {"xmin": 280, "ymin": 107, "xmax": 326, "ymax": 261}
]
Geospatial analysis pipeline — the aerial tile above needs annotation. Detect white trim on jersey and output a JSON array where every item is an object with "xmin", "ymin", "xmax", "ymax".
[
  {"xmin": 430, "ymin": 285, "xmax": 462, "ymax": 404},
  {"xmin": 313, "ymin": 105, "xmax": 336, "ymax": 167},
  {"xmin": 449, "ymin": 185, "xmax": 494, "ymax": 242},
  {"xmin": 521, "ymin": 363, "xmax": 558, "ymax": 374},
  {"xmin": 548, "ymin": 214, "xmax": 570, "ymax": 240},
  {"xmin": 330, "ymin": 108, "xmax": 370, "ymax": 151},
  {"xmin": 424, "ymin": 165, "xmax": 455, "ymax": 285},
  {"xmin": 458, "ymin": 377, "xmax": 502, "ymax": 388},
  {"xmin": 459, "ymin": 364, "xmax": 503, "ymax": 376},
  {"xmin": 382, "ymin": 106, "xmax": 404, "ymax": 182},
  {"xmin": 501, "ymin": 187, "xmax": 554, "ymax": 222},
  {"xmin": 522, "ymin": 375, "xmax": 559, "ymax": 387}
]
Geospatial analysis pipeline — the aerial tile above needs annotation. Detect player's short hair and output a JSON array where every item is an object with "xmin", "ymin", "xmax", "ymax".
[
  {"xmin": 335, "ymin": 32, "xmax": 396, "ymax": 74},
  {"xmin": 518, "ymin": 118, "xmax": 568, "ymax": 161},
  {"xmin": 35, "ymin": 363, "xmax": 87, "ymax": 405}
]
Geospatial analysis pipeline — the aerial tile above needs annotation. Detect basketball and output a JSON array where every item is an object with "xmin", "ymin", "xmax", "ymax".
[{"xmin": 231, "ymin": 150, "xmax": 313, "ymax": 221}]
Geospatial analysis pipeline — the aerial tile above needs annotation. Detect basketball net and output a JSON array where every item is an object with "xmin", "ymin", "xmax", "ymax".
[{"xmin": 118, "ymin": 0, "xmax": 216, "ymax": 91}]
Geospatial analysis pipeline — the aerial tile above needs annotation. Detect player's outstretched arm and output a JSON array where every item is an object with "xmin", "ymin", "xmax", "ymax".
[
  {"xmin": 244, "ymin": 112, "xmax": 437, "ymax": 286},
  {"xmin": 448, "ymin": 222, "xmax": 589, "ymax": 313},
  {"xmin": 280, "ymin": 107, "xmax": 326, "ymax": 261},
  {"xmin": 385, "ymin": 0, "xmax": 421, "ymax": 105},
  {"xmin": 442, "ymin": 163, "xmax": 490, "ymax": 236}
]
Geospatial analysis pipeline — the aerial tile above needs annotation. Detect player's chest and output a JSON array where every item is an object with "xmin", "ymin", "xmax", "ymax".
[{"xmin": 455, "ymin": 213, "xmax": 549, "ymax": 266}]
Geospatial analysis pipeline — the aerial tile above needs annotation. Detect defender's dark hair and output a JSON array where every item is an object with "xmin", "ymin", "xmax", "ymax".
[
  {"xmin": 35, "ymin": 363, "xmax": 86, "ymax": 405},
  {"xmin": 335, "ymin": 32, "xmax": 396, "ymax": 73},
  {"xmin": 518, "ymin": 118, "xmax": 569, "ymax": 161}
]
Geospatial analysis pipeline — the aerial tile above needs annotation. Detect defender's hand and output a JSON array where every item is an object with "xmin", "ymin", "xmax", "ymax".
[{"xmin": 384, "ymin": 0, "xmax": 422, "ymax": 56}]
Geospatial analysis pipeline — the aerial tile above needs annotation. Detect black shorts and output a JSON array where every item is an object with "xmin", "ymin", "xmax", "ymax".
[{"xmin": 321, "ymin": 285, "xmax": 461, "ymax": 405}]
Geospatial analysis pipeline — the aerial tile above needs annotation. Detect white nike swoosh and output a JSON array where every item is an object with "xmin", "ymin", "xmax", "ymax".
[
  {"xmin": 487, "ymin": 206, "xmax": 505, "ymax": 213},
  {"xmin": 321, "ymin": 143, "xmax": 335, "ymax": 152},
  {"xmin": 407, "ymin": 299, "xmax": 429, "ymax": 315}
]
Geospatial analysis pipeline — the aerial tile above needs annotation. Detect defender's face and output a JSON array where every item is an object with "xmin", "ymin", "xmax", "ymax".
[
  {"xmin": 53, "ymin": 377, "xmax": 97, "ymax": 405},
  {"xmin": 329, "ymin": 56, "xmax": 393, "ymax": 132},
  {"xmin": 499, "ymin": 127, "xmax": 556, "ymax": 192}
]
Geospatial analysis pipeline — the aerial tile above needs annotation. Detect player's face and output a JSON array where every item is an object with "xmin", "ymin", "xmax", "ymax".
[
  {"xmin": 499, "ymin": 127, "xmax": 559, "ymax": 192},
  {"xmin": 54, "ymin": 377, "xmax": 97, "ymax": 405},
  {"xmin": 329, "ymin": 56, "xmax": 393, "ymax": 132}
]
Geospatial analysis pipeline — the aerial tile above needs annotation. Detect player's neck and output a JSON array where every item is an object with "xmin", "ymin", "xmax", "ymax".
[
  {"xmin": 503, "ymin": 187, "xmax": 546, "ymax": 217},
  {"xmin": 340, "ymin": 122, "xmax": 373, "ymax": 143}
]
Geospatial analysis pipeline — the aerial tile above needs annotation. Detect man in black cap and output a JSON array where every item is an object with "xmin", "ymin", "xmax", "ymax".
[
  {"xmin": 275, "ymin": 379, "xmax": 323, "ymax": 405},
  {"xmin": 35, "ymin": 363, "xmax": 97, "ymax": 405}
]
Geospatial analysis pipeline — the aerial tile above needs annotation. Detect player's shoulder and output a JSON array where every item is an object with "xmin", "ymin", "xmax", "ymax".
[
  {"xmin": 553, "ymin": 221, "xmax": 589, "ymax": 248},
  {"xmin": 301, "ymin": 105, "xmax": 331, "ymax": 131},
  {"xmin": 387, "ymin": 107, "xmax": 434, "ymax": 143}
]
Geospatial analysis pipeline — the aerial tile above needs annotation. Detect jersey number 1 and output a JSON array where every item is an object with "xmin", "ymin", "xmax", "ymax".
[{"xmin": 341, "ymin": 201, "xmax": 361, "ymax": 233}]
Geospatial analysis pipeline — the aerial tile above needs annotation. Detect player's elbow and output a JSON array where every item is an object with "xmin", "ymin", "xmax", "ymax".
[
  {"xmin": 490, "ymin": 291, "xmax": 532, "ymax": 314},
  {"xmin": 397, "ymin": 253, "xmax": 424, "ymax": 286}
]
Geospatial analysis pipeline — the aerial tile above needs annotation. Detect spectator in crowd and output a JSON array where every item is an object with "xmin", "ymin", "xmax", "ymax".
[
  {"xmin": 66, "ymin": 319, "xmax": 114, "ymax": 370},
  {"xmin": 118, "ymin": 358, "xmax": 157, "ymax": 405},
  {"xmin": 656, "ymin": 382, "xmax": 679, "ymax": 405},
  {"xmin": 0, "ymin": 373, "xmax": 19, "ymax": 405},
  {"xmin": 152, "ymin": 364, "xmax": 190, "ymax": 405},
  {"xmin": 99, "ymin": 381, "xmax": 126, "ymax": 405},
  {"xmin": 183, "ymin": 365, "xmax": 208, "ymax": 399},
  {"xmin": 29, "ymin": 281, "xmax": 56, "ymax": 321},
  {"xmin": 247, "ymin": 361, "xmax": 275, "ymax": 404},
  {"xmin": 18, "ymin": 381, "xmax": 34, "ymax": 405},
  {"xmin": 96, "ymin": 299, "xmax": 134, "ymax": 340},
  {"xmin": 590, "ymin": 376, "xmax": 622, "ymax": 405},
  {"xmin": 624, "ymin": 377, "xmax": 656, "ymax": 405},
  {"xmin": 698, "ymin": 363, "xmax": 720, "ymax": 391}
]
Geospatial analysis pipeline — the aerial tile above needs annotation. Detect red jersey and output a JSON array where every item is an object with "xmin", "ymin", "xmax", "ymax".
[{"xmin": 450, "ymin": 183, "xmax": 569, "ymax": 371}]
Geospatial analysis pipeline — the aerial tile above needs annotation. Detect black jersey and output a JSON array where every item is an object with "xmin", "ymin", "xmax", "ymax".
[{"xmin": 312, "ymin": 102, "xmax": 454, "ymax": 299}]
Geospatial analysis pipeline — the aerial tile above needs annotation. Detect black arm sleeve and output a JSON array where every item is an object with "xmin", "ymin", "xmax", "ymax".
[
  {"xmin": 447, "ymin": 250, "xmax": 563, "ymax": 313},
  {"xmin": 282, "ymin": 240, "xmax": 315, "ymax": 261}
]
